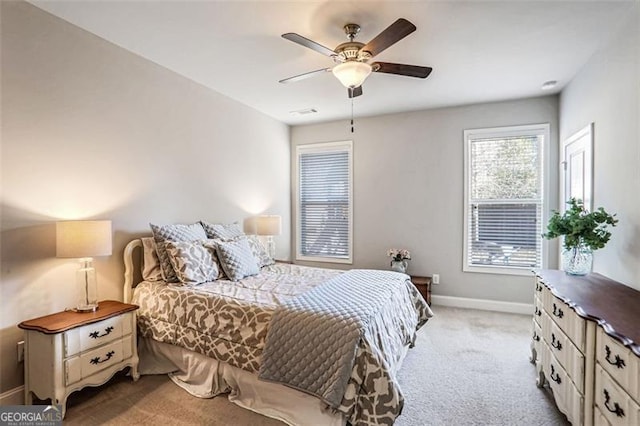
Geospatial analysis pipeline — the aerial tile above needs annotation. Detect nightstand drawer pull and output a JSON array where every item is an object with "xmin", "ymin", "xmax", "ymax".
[
  {"xmin": 90, "ymin": 350, "xmax": 115, "ymax": 365},
  {"xmin": 552, "ymin": 303, "xmax": 564, "ymax": 318},
  {"xmin": 605, "ymin": 345, "xmax": 626, "ymax": 369},
  {"xmin": 603, "ymin": 389, "xmax": 625, "ymax": 417},
  {"xmin": 89, "ymin": 326, "xmax": 114, "ymax": 339},
  {"xmin": 534, "ymin": 307, "xmax": 541, "ymax": 317},
  {"xmin": 551, "ymin": 333, "xmax": 562, "ymax": 351},
  {"xmin": 550, "ymin": 365, "xmax": 562, "ymax": 384},
  {"xmin": 536, "ymin": 283, "xmax": 543, "ymax": 292},
  {"xmin": 532, "ymin": 331, "xmax": 540, "ymax": 342}
]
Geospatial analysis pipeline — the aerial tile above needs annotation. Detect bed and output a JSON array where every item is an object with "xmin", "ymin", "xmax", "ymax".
[{"xmin": 123, "ymin": 231, "xmax": 432, "ymax": 426}]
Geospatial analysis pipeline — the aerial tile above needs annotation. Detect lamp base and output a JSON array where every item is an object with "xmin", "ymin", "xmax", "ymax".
[
  {"xmin": 75, "ymin": 304, "xmax": 99, "ymax": 313},
  {"xmin": 266, "ymin": 236, "xmax": 276, "ymax": 259},
  {"xmin": 76, "ymin": 258, "xmax": 99, "ymax": 314}
]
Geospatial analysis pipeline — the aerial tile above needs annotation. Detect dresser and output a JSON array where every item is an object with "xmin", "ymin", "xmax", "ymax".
[
  {"xmin": 19, "ymin": 300, "xmax": 139, "ymax": 418},
  {"xmin": 531, "ymin": 270, "xmax": 640, "ymax": 425}
]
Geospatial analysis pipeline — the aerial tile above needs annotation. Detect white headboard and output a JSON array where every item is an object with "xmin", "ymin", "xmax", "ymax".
[{"xmin": 123, "ymin": 239, "xmax": 143, "ymax": 303}]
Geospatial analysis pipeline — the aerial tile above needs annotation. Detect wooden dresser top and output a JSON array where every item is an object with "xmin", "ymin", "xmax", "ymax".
[
  {"xmin": 18, "ymin": 300, "xmax": 138, "ymax": 334},
  {"xmin": 535, "ymin": 269, "xmax": 640, "ymax": 357}
]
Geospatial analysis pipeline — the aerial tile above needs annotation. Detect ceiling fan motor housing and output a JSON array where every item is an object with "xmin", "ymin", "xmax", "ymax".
[{"xmin": 334, "ymin": 42, "xmax": 371, "ymax": 63}]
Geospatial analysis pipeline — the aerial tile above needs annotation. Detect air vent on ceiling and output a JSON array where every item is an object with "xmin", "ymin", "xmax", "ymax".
[{"xmin": 290, "ymin": 108, "xmax": 318, "ymax": 116}]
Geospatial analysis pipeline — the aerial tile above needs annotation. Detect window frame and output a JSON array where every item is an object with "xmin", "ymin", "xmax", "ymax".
[
  {"xmin": 294, "ymin": 140, "xmax": 353, "ymax": 264},
  {"xmin": 463, "ymin": 123, "xmax": 550, "ymax": 276}
]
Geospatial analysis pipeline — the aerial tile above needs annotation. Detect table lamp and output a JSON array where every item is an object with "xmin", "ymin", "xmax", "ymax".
[
  {"xmin": 255, "ymin": 215, "xmax": 282, "ymax": 259},
  {"xmin": 56, "ymin": 220, "xmax": 112, "ymax": 312}
]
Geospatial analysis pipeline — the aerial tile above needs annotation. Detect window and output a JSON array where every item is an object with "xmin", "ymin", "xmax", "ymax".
[
  {"xmin": 463, "ymin": 124, "xmax": 549, "ymax": 274},
  {"xmin": 295, "ymin": 141, "xmax": 353, "ymax": 263}
]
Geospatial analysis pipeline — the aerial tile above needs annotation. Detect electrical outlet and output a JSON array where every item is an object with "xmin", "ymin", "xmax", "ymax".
[
  {"xmin": 17, "ymin": 341, "xmax": 24, "ymax": 363},
  {"xmin": 432, "ymin": 274, "xmax": 440, "ymax": 285}
]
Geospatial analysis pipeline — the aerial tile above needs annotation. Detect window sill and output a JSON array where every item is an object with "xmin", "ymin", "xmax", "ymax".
[
  {"xmin": 463, "ymin": 265, "xmax": 536, "ymax": 276},
  {"xmin": 296, "ymin": 255, "xmax": 352, "ymax": 265}
]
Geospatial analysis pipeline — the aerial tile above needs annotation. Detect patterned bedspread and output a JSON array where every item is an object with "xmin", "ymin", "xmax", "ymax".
[{"xmin": 132, "ymin": 264, "xmax": 432, "ymax": 425}]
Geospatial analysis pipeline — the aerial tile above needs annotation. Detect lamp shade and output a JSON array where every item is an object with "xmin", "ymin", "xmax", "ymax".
[
  {"xmin": 56, "ymin": 220, "xmax": 113, "ymax": 258},
  {"xmin": 255, "ymin": 215, "xmax": 282, "ymax": 236},
  {"xmin": 332, "ymin": 61, "xmax": 372, "ymax": 88}
]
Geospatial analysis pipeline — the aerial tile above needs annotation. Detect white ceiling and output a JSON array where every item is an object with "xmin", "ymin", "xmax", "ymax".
[{"xmin": 30, "ymin": 1, "xmax": 636, "ymax": 125}]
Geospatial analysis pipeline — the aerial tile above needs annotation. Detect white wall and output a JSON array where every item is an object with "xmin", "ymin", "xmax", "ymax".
[
  {"xmin": 559, "ymin": 6, "xmax": 640, "ymax": 289},
  {"xmin": 0, "ymin": 1, "xmax": 290, "ymax": 393},
  {"xmin": 292, "ymin": 96, "xmax": 559, "ymax": 305}
]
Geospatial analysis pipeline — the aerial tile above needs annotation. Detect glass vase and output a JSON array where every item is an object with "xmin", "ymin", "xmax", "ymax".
[
  {"xmin": 390, "ymin": 260, "xmax": 408, "ymax": 274},
  {"xmin": 561, "ymin": 244, "xmax": 593, "ymax": 276}
]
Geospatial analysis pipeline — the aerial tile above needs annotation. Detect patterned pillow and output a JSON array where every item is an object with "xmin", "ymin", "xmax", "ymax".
[
  {"xmin": 165, "ymin": 240, "xmax": 219, "ymax": 285},
  {"xmin": 245, "ymin": 235, "xmax": 275, "ymax": 267},
  {"xmin": 200, "ymin": 221, "xmax": 245, "ymax": 241},
  {"xmin": 141, "ymin": 237, "xmax": 163, "ymax": 281},
  {"xmin": 215, "ymin": 238, "xmax": 260, "ymax": 281},
  {"xmin": 150, "ymin": 223, "xmax": 207, "ymax": 282},
  {"xmin": 203, "ymin": 239, "xmax": 228, "ymax": 280}
]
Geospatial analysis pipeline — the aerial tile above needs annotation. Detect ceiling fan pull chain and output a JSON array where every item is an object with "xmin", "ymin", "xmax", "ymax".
[{"xmin": 351, "ymin": 92, "xmax": 354, "ymax": 133}]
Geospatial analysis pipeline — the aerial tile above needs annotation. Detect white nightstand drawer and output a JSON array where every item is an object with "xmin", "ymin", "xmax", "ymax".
[
  {"xmin": 64, "ymin": 312, "xmax": 133, "ymax": 357},
  {"xmin": 597, "ymin": 328, "xmax": 640, "ymax": 404},
  {"xmin": 65, "ymin": 336, "xmax": 133, "ymax": 385},
  {"xmin": 595, "ymin": 364, "xmax": 640, "ymax": 426}
]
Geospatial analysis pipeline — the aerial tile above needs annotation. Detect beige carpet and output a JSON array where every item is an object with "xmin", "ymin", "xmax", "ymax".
[{"xmin": 62, "ymin": 306, "xmax": 569, "ymax": 425}]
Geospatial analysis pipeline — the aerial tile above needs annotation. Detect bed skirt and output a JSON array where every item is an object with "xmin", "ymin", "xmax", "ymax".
[{"xmin": 138, "ymin": 337, "xmax": 348, "ymax": 426}]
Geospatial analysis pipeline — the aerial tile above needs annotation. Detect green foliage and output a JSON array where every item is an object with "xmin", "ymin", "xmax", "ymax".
[
  {"xmin": 542, "ymin": 198, "xmax": 618, "ymax": 250},
  {"xmin": 472, "ymin": 137, "xmax": 540, "ymax": 200}
]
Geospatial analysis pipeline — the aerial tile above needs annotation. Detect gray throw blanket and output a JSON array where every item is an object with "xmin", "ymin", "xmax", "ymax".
[{"xmin": 258, "ymin": 269, "xmax": 411, "ymax": 408}]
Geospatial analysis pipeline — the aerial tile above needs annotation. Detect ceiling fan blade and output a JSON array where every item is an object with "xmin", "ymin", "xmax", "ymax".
[
  {"xmin": 348, "ymin": 86, "xmax": 363, "ymax": 98},
  {"xmin": 279, "ymin": 68, "xmax": 331, "ymax": 84},
  {"xmin": 360, "ymin": 18, "xmax": 416, "ymax": 58},
  {"xmin": 373, "ymin": 62, "xmax": 433, "ymax": 78},
  {"xmin": 282, "ymin": 33, "xmax": 336, "ymax": 57}
]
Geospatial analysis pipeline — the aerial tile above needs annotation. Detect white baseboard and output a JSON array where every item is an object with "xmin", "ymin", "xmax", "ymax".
[
  {"xmin": 0, "ymin": 385, "xmax": 24, "ymax": 406},
  {"xmin": 431, "ymin": 295, "xmax": 533, "ymax": 315}
]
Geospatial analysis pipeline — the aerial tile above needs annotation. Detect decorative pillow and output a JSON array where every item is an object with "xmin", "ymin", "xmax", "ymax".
[
  {"xmin": 150, "ymin": 223, "xmax": 207, "ymax": 282},
  {"xmin": 165, "ymin": 240, "xmax": 219, "ymax": 285},
  {"xmin": 245, "ymin": 235, "xmax": 275, "ymax": 267},
  {"xmin": 205, "ymin": 239, "xmax": 228, "ymax": 280},
  {"xmin": 215, "ymin": 238, "xmax": 260, "ymax": 281},
  {"xmin": 141, "ymin": 237, "xmax": 163, "ymax": 281},
  {"xmin": 200, "ymin": 221, "xmax": 245, "ymax": 241}
]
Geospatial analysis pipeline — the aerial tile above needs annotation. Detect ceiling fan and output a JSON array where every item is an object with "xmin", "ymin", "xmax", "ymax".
[{"xmin": 279, "ymin": 18, "xmax": 433, "ymax": 98}]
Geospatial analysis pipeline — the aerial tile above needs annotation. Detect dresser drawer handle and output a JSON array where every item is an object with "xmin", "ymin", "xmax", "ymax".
[
  {"xmin": 552, "ymin": 303, "xmax": 564, "ymax": 318},
  {"xmin": 534, "ymin": 307, "xmax": 542, "ymax": 317},
  {"xmin": 551, "ymin": 333, "xmax": 562, "ymax": 351},
  {"xmin": 605, "ymin": 345, "xmax": 626, "ymax": 369},
  {"xmin": 549, "ymin": 364, "xmax": 562, "ymax": 384},
  {"xmin": 532, "ymin": 331, "xmax": 540, "ymax": 342},
  {"xmin": 603, "ymin": 389, "xmax": 625, "ymax": 418},
  {"xmin": 536, "ymin": 283, "xmax": 543, "ymax": 292},
  {"xmin": 90, "ymin": 350, "xmax": 115, "ymax": 365},
  {"xmin": 89, "ymin": 326, "xmax": 114, "ymax": 339}
]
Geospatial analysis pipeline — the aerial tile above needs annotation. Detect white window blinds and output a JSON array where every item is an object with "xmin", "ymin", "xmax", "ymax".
[
  {"xmin": 463, "ymin": 125, "xmax": 548, "ymax": 273},
  {"xmin": 296, "ymin": 141, "xmax": 353, "ymax": 263}
]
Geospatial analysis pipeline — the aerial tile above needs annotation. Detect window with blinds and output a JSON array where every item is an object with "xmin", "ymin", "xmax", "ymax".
[
  {"xmin": 463, "ymin": 124, "xmax": 549, "ymax": 274},
  {"xmin": 295, "ymin": 141, "xmax": 353, "ymax": 263}
]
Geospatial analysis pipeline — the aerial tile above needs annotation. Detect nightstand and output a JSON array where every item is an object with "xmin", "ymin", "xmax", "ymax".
[
  {"xmin": 18, "ymin": 300, "xmax": 139, "ymax": 418},
  {"xmin": 410, "ymin": 275, "xmax": 432, "ymax": 306}
]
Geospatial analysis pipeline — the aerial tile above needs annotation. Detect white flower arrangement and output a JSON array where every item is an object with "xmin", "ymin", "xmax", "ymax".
[{"xmin": 387, "ymin": 248, "xmax": 411, "ymax": 262}]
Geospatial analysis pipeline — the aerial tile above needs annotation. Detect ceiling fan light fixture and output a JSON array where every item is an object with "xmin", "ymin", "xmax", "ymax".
[{"xmin": 332, "ymin": 61, "xmax": 372, "ymax": 88}]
